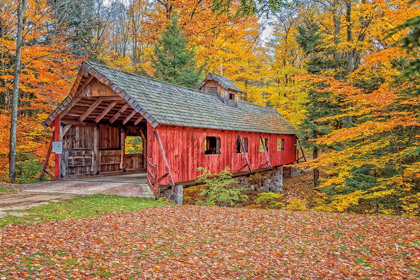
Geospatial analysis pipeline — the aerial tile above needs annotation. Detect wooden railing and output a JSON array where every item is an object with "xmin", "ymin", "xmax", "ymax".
[{"xmin": 147, "ymin": 158, "xmax": 158, "ymax": 199}]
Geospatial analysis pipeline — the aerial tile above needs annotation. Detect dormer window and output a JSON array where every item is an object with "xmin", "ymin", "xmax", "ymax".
[
  {"xmin": 208, "ymin": 87, "xmax": 218, "ymax": 95},
  {"xmin": 198, "ymin": 73, "xmax": 243, "ymax": 108}
]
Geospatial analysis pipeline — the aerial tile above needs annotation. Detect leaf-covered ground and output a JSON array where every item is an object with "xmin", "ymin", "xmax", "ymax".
[{"xmin": 0, "ymin": 206, "xmax": 419, "ymax": 279}]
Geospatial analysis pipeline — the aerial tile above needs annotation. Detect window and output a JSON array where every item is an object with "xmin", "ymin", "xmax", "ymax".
[
  {"xmin": 277, "ymin": 138, "xmax": 285, "ymax": 151},
  {"xmin": 205, "ymin": 136, "xmax": 221, "ymax": 155},
  {"xmin": 125, "ymin": 136, "xmax": 143, "ymax": 154},
  {"xmin": 236, "ymin": 137, "xmax": 248, "ymax": 153},
  {"xmin": 208, "ymin": 87, "xmax": 218, "ymax": 95},
  {"xmin": 229, "ymin": 93, "xmax": 235, "ymax": 100},
  {"xmin": 259, "ymin": 138, "xmax": 268, "ymax": 152}
]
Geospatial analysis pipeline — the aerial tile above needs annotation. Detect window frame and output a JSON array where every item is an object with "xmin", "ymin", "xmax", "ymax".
[
  {"xmin": 259, "ymin": 137, "xmax": 269, "ymax": 152},
  {"xmin": 277, "ymin": 138, "xmax": 285, "ymax": 151},
  {"xmin": 236, "ymin": 137, "xmax": 249, "ymax": 153},
  {"xmin": 205, "ymin": 136, "xmax": 221, "ymax": 155},
  {"xmin": 124, "ymin": 136, "xmax": 144, "ymax": 155}
]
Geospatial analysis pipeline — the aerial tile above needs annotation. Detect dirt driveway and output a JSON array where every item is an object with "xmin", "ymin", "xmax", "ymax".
[{"xmin": 1, "ymin": 173, "xmax": 153, "ymax": 217}]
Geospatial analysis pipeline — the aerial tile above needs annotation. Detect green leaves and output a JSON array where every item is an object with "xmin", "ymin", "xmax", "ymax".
[{"xmin": 196, "ymin": 167, "xmax": 248, "ymax": 207}]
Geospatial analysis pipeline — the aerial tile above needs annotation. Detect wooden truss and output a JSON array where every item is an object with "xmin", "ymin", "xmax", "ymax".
[
  {"xmin": 259, "ymin": 135, "xmax": 272, "ymax": 169},
  {"xmin": 237, "ymin": 135, "xmax": 252, "ymax": 172},
  {"xmin": 40, "ymin": 131, "xmax": 57, "ymax": 180},
  {"xmin": 296, "ymin": 138, "xmax": 307, "ymax": 163},
  {"xmin": 147, "ymin": 130, "xmax": 175, "ymax": 199}
]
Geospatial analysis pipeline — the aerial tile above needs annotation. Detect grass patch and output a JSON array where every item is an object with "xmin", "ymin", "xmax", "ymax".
[
  {"xmin": 0, "ymin": 187, "xmax": 18, "ymax": 193},
  {"xmin": 0, "ymin": 194, "xmax": 165, "ymax": 228}
]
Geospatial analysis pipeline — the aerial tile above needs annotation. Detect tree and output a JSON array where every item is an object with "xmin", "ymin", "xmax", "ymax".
[
  {"xmin": 0, "ymin": 0, "xmax": 78, "ymax": 183},
  {"xmin": 150, "ymin": 15, "xmax": 202, "ymax": 88},
  {"xmin": 305, "ymin": 1, "xmax": 420, "ymax": 215},
  {"xmin": 295, "ymin": 16, "xmax": 344, "ymax": 187},
  {"xmin": 9, "ymin": 0, "xmax": 27, "ymax": 183}
]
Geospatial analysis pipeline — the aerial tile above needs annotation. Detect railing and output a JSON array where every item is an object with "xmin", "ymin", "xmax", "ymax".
[{"xmin": 147, "ymin": 158, "xmax": 158, "ymax": 199}]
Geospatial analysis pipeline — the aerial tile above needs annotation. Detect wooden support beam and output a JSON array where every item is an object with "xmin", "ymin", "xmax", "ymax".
[
  {"xmin": 140, "ymin": 130, "xmax": 147, "ymax": 170},
  {"xmin": 297, "ymin": 139, "xmax": 307, "ymax": 162},
  {"xmin": 59, "ymin": 96, "xmax": 82, "ymax": 119},
  {"xmin": 154, "ymin": 130, "xmax": 175, "ymax": 187},
  {"xmin": 110, "ymin": 104, "xmax": 129, "ymax": 124},
  {"xmin": 238, "ymin": 135, "xmax": 252, "ymax": 172},
  {"xmin": 93, "ymin": 126, "xmax": 99, "ymax": 174},
  {"xmin": 95, "ymin": 101, "xmax": 117, "ymax": 123},
  {"xmin": 75, "ymin": 74, "xmax": 95, "ymax": 96},
  {"xmin": 62, "ymin": 125, "xmax": 72, "ymax": 137},
  {"xmin": 78, "ymin": 98, "xmax": 103, "ymax": 122},
  {"xmin": 54, "ymin": 117, "xmax": 61, "ymax": 179},
  {"xmin": 43, "ymin": 169, "xmax": 55, "ymax": 180},
  {"xmin": 133, "ymin": 115, "xmax": 144, "ymax": 126},
  {"xmin": 40, "ymin": 131, "xmax": 55, "ymax": 180},
  {"xmin": 122, "ymin": 110, "xmax": 137, "ymax": 125},
  {"xmin": 85, "ymin": 96, "xmax": 121, "ymax": 101},
  {"xmin": 61, "ymin": 120, "xmax": 98, "ymax": 127},
  {"xmin": 260, "ymin": 136, "xmax": 272, "ymax": 169},
  {"xmin": 120, "ymin": 128, "xmax": 125, "ymax": 170}
]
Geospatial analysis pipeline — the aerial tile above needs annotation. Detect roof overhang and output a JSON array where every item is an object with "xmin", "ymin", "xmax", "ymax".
[{"xmin": 42, "ymin": 61, "xmax": 160, "ymax": 129}]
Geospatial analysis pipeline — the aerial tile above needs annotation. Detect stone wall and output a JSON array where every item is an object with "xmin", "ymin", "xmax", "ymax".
[
  {"xmin": 160, "ymin": 185, "xmax": 183, "ymax": 204},
  {"xmin": 160, "ymin": 166, "xmax": 286, "ymax": 205},
  {"xmin": 236, "ymin": 166, "xmax": 283, "ymax": 193}
]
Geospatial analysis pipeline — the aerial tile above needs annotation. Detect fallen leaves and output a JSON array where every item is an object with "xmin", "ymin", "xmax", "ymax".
[{"xmin": 0, "ymin": 206, "xmax": 419, "ymax": 279}]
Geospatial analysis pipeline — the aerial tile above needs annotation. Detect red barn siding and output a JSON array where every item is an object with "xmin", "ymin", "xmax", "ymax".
[{"xmin": 148, "ymin": 123, "xmax": 297, "ymax": 185}]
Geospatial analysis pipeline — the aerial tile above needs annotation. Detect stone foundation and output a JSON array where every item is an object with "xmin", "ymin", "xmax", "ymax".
[
  {"xmin": 236, "ymin": 166, "xmax": 283, "ymax": 193},
  {"xmin": 160, "ymin": 166, "xmax": 287, "ymax": 205},
  {"xmin": 160, "ymin": 185, "xmax": 184, "ymax": 205}
]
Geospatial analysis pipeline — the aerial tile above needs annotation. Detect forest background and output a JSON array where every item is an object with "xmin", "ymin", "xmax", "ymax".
[{"xmin": 0, "ymin": 0, "xmax": 419, "ymax": 215}]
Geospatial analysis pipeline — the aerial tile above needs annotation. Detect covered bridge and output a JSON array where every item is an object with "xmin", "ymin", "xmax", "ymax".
[{"xmin": 41, "ymin": 61, "xmax": 300, "ymax": 203}]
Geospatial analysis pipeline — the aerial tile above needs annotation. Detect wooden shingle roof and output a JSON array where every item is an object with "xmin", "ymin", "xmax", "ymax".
[
  {"xmin": 44, "ymin": 61, "xmax": 298, "ymax": 135},
  {"xmin": 199, "ymin": 73, "xmax": 244, "ymax": 93}
]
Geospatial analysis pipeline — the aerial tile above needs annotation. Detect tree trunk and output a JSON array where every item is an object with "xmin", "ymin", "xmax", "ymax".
[
  {"xmin": 345, "ymin": 0, "xmax": 353, "ymax": 128},
  {"xmin": 313, "ymin": 146, "xmax": 319, "ymax": 187},
  {"xmin": 9, "ymin": 0, "xmax": 27, "ymax": 183}
]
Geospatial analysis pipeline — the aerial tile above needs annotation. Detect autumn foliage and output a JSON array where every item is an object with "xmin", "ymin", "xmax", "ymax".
[
  {"xmin": 0, "ymin": 0, "xmax": 79, "ymax": 181},
  {"xmin": 0, "ymin": 0, "xmax": 419, "ymax": 215},
  {"xmin": 0, "ymin": 206, "xmax": 419, "ymax": 278}
]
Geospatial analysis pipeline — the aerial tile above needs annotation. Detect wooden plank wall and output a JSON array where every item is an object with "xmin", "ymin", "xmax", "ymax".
[
  {"xmin": 99, "ymin": 125, "xmax": 120, "ymax": 149},
  {"xmin": 81, "ymin": 78, "xmax": 117, "ymax": 97},
  {"xmin": 125, "ymin": 154, "xmax": 143, "ymax": 171},
  {"xmin": 61, "ymin": 124, "xmax": 145, "ymax": 176},
  {"xmin": 147, "ymin": 123, "xmax": 297, "ymax": 185},
  {"xmin": 62, "ymin": 126, "xmax": 95, "ymax": 175}
]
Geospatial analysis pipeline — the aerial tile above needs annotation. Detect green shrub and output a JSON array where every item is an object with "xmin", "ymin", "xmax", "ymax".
[
  {"xmin": 196, "ymin": 167, "xmax": 248, "ymax": 207},
  {"xmin": 255, "ymin": 192, "xmax": 285, "ymax": 209},
  {"xmin": 15, "ymin": 153, "xmax": 42, "ymax": 184}
]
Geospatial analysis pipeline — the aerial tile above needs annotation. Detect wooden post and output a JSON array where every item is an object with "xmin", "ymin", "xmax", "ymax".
[
  {"xmin": 54, "ymin": 117, "xmax": 61, "ymax": 179},
  {"xmin": 140, "ymin": 130, "xmax": 147, "ymax": 169},
  {"xmin": 40, "ymin": 131, "xmax": 55, "ymax": 180},
  {"xmin": 93, "ymin": 126, "xmax": 99, "ymax": 174},
  {"xmin": 120, "ymin": 128, "xmax": 125, "ymax": 170}
]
